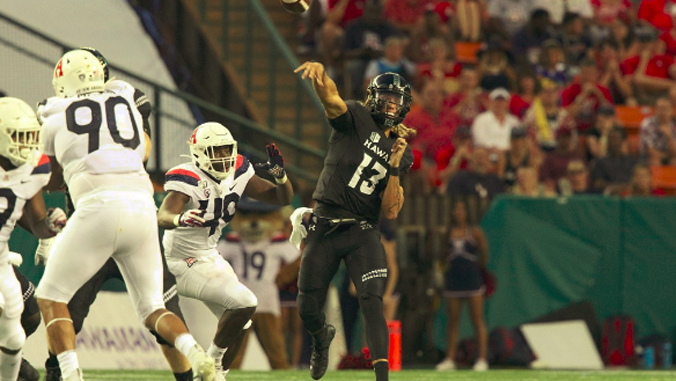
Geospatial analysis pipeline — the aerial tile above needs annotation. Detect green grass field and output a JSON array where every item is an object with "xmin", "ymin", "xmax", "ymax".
[{"xmin": 38, "ymin": 369, "xmax": 676, "ymax": 381}]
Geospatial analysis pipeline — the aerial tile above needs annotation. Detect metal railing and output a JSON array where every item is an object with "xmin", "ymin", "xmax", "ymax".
[
  {"xmin": 191, "ymin": 0, "xmax": 330, "ymax": 143},
  {"xmin": 0, "ymin": 11, "xmax": 324, "ymax": 182}
]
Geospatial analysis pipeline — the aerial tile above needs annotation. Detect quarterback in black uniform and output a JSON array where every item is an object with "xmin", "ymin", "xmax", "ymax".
[{"xmin": 294, "ymin": 61, "xmax": 414, "ymax": 381}]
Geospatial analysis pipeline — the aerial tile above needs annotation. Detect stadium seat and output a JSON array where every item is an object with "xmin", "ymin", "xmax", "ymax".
[
  {"xmin": 651, "ymin": 166, "xmax": 676, "ymax": 194},
  {"xmin": 615, "ymin": 106, "xmax": 653, "ymax": 129},
  {"xmin": 454, "ymin": 42, "xmax": 482, "ymax": 64}
]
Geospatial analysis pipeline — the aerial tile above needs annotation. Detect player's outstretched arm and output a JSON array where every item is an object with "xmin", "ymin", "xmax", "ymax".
[
  {"xmin": 294, "ymin": 61, "xmax": 347, "ymax": 119},
  {"xmin": 19, "ymin": 193, "xmax": 66, "ymax": 238},
  {"xmin": 382, "ymin": 138, "xmax": 407, "ymax": 220},
  {"xmin": 158, "ymin": 191, "xmax": 205, "ymax": 229}
]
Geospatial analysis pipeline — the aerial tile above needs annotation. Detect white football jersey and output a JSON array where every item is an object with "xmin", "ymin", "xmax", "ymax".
[
  {"xmin": 218, "ymin": 233, "xmax": 300, "ymax": 316},
  {"xmin": 39, "ymin": 81, "xmax": 147, "ymax": 192},
  {"xmin": 163, "ymin": 156, "xmax": 255, "ymax": 259},
  {"xmin": 0, "ymin": 156, "xmax": 51, "ymax": 265}
]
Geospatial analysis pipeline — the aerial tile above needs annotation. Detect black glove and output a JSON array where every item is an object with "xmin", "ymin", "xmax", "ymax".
[{"xmin": 256, "ymin": 143, "xmax": 286, "ymax": 179}]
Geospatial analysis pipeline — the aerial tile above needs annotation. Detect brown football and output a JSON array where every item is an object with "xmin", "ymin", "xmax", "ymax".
[{"xmin": 280, "ymin": 0, "xmax": 310, "ymax": 14}]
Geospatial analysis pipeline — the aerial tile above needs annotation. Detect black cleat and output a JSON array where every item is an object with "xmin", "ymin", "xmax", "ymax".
[
  {"xmin": 43, "ymin": 364, "xmax": 61, "ymax": 381},
  {"xmin": 310, "ymin": 324, "xmax": 336, "ymax": 380},
  {"xmin": 17, "ymin": 358, "xmax": 39, "ymax": 381}
]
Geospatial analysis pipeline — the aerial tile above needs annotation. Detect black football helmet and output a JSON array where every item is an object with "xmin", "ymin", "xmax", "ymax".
[
  {"xmin": 365, "ymin": 72, "xmax": 412, "ymax": 128},
  {"xmin": 79, "ymin": 47, "xmax": 109, "ymax": 82}
]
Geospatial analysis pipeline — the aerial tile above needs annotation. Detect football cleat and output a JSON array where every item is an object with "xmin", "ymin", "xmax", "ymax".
[
  {"xmin": 17, "ymin": 358, "xmax": 39, "ymax": 381},
  {"xmin": 310, "ymin": 324, "xmax": 336, "ymax": 380},
  {"xmin": 188, "ymin": 347, "xmax": 216, "ymax": 381}
]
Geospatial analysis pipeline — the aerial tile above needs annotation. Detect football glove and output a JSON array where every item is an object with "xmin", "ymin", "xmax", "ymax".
[
  {"xmin": 175, "ymin": 209, "xmax": 206, "ymax": 228},
  {"xmin": 256, "ymin": 143, "xmax": 286, "ymax": 180},
  {"xmin": 35, "ymin": 237, "xmax": 54, "ymax": 266},
  {"xmin": 289, "ymin": 207, "xmax": 313, "ymax": 250},
  {"xmin": 8, "ymin": 251, "xmax": 22, "ymax": 267},
  {"xmin": 46, "ymin": 208, "xmax": 67, "ymax": 235}
]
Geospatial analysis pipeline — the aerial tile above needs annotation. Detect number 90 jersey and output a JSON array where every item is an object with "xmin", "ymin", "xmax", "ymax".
[
  {"xmin": 0, "ymin": 156, "xmax": 50, "ymax": 264},
  {"xmin": 163, "ymin": 156, "xmax": 255, "ymax": 259},
  {"xmin": 39, "ymin": 80, "xmax": 147, "ymax": 188},
  {"xmin": 312, "ymin": 101, "xmax": 414, "ymax": 223}
]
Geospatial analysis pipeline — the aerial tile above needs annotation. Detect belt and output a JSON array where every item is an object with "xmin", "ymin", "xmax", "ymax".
[{"xmin": 314, "ymin": 215, "xmax": 368, "ymax": 236}]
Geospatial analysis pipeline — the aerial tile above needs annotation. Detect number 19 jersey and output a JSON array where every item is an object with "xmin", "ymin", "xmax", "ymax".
[
  {"xmin": 313, "ymin": 101, "xmax": 414, "ymax": 223},
  {"xmin": 39, "ymin": 81, "xmax": 147, "ymax": 191},
  {"xmin": 163, "ymin": 156, "xmax": 255, "ymax": 259}
]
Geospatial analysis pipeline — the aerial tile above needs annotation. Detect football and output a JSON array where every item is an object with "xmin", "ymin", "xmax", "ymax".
[{"xmin": 280, "ymin": 0, "xmax": 310, "ymax": 14}]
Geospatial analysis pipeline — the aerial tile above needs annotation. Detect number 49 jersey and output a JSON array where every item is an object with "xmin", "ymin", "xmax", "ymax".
[
  {"xmin": 313, "ymin": 101, "xmax": 414, "ymax": 223},
  {"xmin": 163, "ymin": 156, "xmax": 255, "ymax": 259},
  {"xmin": 39, "ymin": 80, "xmax": 147, "ymax": 188},
  {"xmin": 0, "ymin": 156, "xmax": 50, "ymax": 264}
]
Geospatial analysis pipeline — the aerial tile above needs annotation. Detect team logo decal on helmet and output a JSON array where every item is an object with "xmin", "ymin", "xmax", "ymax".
[
  {"xmin": 52, "ymin": 49, "xmax": 105, "ymax": 98},
  {"xmin": 189, "ymin": 122, "xmax": 238, "ymax": 181},
  {"xmin": 365, "ymin": 72, "xmax": 413, "ymax": 128}
]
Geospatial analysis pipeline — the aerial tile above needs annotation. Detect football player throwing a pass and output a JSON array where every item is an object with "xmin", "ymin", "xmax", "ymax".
[
  {"xmin": 157, "ymin": 123, "xmax": 293, "ymax": 380},
  {"xmin": 35, "ymin": 49, "xmax": 215, "ymax": 381},
  {"xmin": 293, "ymin": 61, "xmax": 414, "ymax": 381}
]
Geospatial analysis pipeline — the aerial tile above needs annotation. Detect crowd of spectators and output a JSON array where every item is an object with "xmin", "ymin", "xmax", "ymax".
[{"xmin": 298, "ymin": 0, "xmax": 676, "ymax": 198}]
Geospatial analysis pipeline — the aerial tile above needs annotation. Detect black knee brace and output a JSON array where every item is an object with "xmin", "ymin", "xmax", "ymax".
[{"xmin": 21, "ymin": 313, "xmax": 41, "ymax": 337}]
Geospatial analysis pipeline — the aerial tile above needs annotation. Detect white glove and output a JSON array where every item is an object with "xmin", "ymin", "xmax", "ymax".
[
  {"xmin": 289, "ymin": 207, "xmax": 313, "ymax": 250},
  {"xmin": 46, "ymin": 207, "xmax": 67, "ymax": 234},
  {"xmin": 35, "ymin": 237, "xmax": 55, "ymax": 266},
  {"xmin": 174, "ymin": 209, "xmax": 206, "ymax": 228},
  {"xmin": 8, "ymin": 251, "xmax": 22, "ymax": 267}
]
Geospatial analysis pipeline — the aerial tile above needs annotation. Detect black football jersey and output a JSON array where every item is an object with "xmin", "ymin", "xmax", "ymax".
[{"xmin": 313, "ymin": 101, "xmax": 414, "ymax": 223}]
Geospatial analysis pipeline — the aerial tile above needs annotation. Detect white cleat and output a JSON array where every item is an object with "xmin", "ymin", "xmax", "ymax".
[
  {"xmin": 213, "ymin": 365, "xmax": 227, "ymax": 381},
  {"xmin": 189, "ymin": 349, "xmax": 216, "ymax": 381},
  {"xmin": 435, "ymin": 358, "xmax": 456, "ymax": 371},
  {"xmin": 473, "ymin": 358, "xmax": 489, "ymax": 371}
]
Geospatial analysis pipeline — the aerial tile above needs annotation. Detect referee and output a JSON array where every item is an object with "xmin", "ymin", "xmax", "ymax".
[{"xmin": 294, "ymin": 62, "xmax": 414, "ymax": 381}]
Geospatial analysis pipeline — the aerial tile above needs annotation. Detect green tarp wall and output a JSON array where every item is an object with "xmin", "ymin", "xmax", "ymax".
[{"xmin": 434, "ymin": 195, "xmax": 676, "ymax": 351}]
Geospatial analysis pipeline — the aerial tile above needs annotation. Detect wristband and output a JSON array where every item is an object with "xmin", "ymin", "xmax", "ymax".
[
  {"xmin": 275, "ymin": 174, "xmax": 288, "ymax": 184},
  {"xmin": 390, "ymin": 166, "xmax": 400, "ymax": 177},
  {"xmin": 173, "ymin": 214, "xmax": 182, "ymax": 227}
]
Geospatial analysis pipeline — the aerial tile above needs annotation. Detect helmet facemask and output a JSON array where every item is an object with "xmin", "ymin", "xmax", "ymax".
[
  {"xmin": 0, "ymin": 97, "xmax": 42, "ymax": 168},
  {"xmin": 200, "ymin": 143, "xmax": 238, "ymax": 180},
  {"xmin": 366, "ymin": 73, "xmax": 412, "ymax": 128}
]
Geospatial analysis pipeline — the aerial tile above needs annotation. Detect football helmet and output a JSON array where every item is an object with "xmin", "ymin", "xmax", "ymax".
[
  {"xmin": 79, "ymin": 47, "xmax": 110, "ymax": 82},
  {"xmin": 189, "ymin": 122, "xmax": 238, "ymax": 181},
  {"xmin": 0, "ymin": 97, "xmax": 42, "ymax": 167},
  {"xmin": 365, "ymin": 72, "xmax": 412, "ymax": 128},
  {"xmin": 52, "ymin": 49, "xmax": 105, "ymax": 98}
]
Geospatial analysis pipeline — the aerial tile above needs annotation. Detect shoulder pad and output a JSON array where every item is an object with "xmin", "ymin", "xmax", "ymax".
[
  {"xmin": 165, "ymin": 167, "xmax": 200, "ymax": 187},
  {"xmin": 31, "ymin": 154, "xmax": 51, "ymax": 175},
  {"xmin": 225, "ymin": 233, "xmax": 241, "ymax": 243},
  {"xmin": 271, "ymin": 234, "xmax": 289, "ymax": 243},
  {"xmin": 234, "ymin": 155, "xmax": 251, "ymax": 179}
]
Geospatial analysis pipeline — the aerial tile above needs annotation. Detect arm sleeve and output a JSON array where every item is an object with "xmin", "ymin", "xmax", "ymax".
[
  {"xmin": 400, "ymin": 145, "xmax": 414, "ymax": 175},
  {"xmin": 133, "ymin": 88, "xmax": 152, "ymax": 138},
  {"xmin": 328, "ymin": 101, "xmax": 357, "ymax": 134}
]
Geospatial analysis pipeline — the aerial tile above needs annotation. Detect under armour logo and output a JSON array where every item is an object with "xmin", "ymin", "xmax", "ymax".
[{"xmin": 309, "ymin": 224, "xmax": 316, "ymax": 231}]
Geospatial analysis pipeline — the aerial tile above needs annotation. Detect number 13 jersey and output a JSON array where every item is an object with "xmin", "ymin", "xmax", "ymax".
[
  {"xmin": 313, "ymin": 101, "xmax": 414, "ymax": 223},
  {"xmin": 163, "ymin": 156, "xmax": 255, "ymax": 259}
]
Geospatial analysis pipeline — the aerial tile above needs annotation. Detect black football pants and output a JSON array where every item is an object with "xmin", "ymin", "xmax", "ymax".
[{"xmin": 297, "ymin": 215, "xmax": 389, "ymax": 361}]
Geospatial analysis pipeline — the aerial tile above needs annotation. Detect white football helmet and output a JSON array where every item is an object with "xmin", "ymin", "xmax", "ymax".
[
  {"xmin": 52, "ymin": 49, "xmax": 105, "ymax": 98},
  {"xmin": 0, "ymin": 97, "xmax": 42, "ymax": 167},
  {"xmin": 189, "ymin": 122, "xmax": 238, "ymax": 180}
]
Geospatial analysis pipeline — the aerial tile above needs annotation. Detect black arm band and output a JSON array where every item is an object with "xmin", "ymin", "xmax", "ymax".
[{"xmin": 390, "ymin": 166, "xmax": 400, "ymax": 177}]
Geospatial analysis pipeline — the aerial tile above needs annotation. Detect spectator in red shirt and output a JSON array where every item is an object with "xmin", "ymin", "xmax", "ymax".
[
  {"xmin": 510, "ymin": 72, "xmax": 538, "ymax": 119},
  {"xmin": 597, "ymin": 41, "xmax": 636, "ymax": 105},
  {"xmin": 384, "ymin": 0, "xmax": 433, "ymax": 33},
  {"xmin": 562, "ymin": 58, "xmax": 613, "ymax": 132},
  {"xmin": 621, "ymin": 26, "xmax": 676, "ymax": 102},
  {"xmin": 404, "ymin": 81, "xmax": 461, "ymax": 159},
  {"xmin": 592, "ymin": 0, "xmax": 634, "ymax": 27},
  {"xmin": 539, "ymin": 127, "xmax": 582, "ymax": 191},
  {"xmin": 444, "ymin": 66, "xmax": 487, "ymax": 125},
  {"xmin": 416, "ymin": 38, "xmax": 462, "ymax": 95},
  {"xmin": 320, "ymin": 0, "xmax": 367, "ymax": 72},
  {"xmin": 622, "ymin": 163, "xmax": 667, "ymax": 196},
  {"xmin": 407, "ymin": 9, "xmax": 454, "ymax": 64},
  {"xmin": 435, "ymin": 126, "xmax": 473, "ymax": 191},
  {"xmin": 638, "ymin": 0, "xmax": 676, "ymax": 32}
]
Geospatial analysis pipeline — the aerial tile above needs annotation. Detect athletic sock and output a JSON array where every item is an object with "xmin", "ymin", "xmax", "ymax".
[
  {"xmin": 174, "ymin": 333, "xmax": 200, "ymax": 358},
  {"xmin": 173, "ymin": 369, "xmax": 193, "ymax": 381},
  {"xmin": 0, "ymin": 350, "xmax": 21, "ymax": 380},
  {"xmin": 56, "ymin": 350, "xmax": 80, "ymax": 379},
  {"xmin": 374, "ymin": 361, "xmax": 389, "ymax": 381},
  {"xmin": 207, "ymin": 342, "xmax": 227, "ymax": 364}
]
